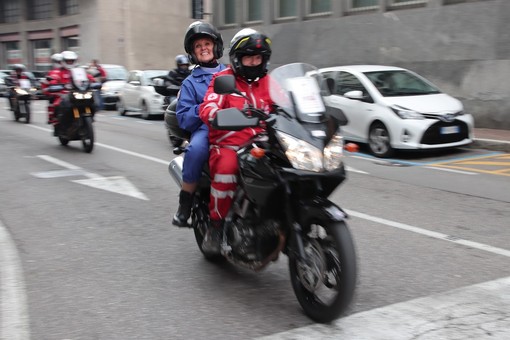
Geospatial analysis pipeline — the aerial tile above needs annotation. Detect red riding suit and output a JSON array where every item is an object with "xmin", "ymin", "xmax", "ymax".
[{"xmin": 199, "ymin": 67, "xmax": 274, "ymax": 221}]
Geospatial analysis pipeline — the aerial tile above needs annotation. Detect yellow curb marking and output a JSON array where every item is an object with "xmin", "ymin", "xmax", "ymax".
[{"xmin": 430, "ymin": 154, "xmax": 510, "ymax": 177}]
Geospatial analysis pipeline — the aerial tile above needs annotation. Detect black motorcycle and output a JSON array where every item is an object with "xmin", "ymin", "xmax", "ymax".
[
  {"xmin": 9, "ymin": 78, "xmax": 36, "ymax": 123},
  {"xmin": 153, "ymin": 76, "xmax": 187, "ymax": 148},
  {"xmin": 48, "ymin": 68, "xmax": 101, "ymax": 153},
  {"xmin": 168, "ymin": 63, "xmax": 357, "ymax": 323}
]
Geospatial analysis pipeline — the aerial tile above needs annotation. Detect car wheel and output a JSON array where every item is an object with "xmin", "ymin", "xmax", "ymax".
[
  {"xmin": 117, "ymin": 98, "xmax": 126, "ymax": 116},
  {"xmin": 368, "ymin": 122, "xmax": 394, "ymax": 158},
  {"xmin": 141, "ymin": 102, "xmax": 151, "ymax": 120}
]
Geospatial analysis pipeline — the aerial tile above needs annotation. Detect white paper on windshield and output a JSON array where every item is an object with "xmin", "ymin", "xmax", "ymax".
[
  {"xmin": 19, "ymin": 79, "xmax": 31, "ymax": 89},
  {"xmin": 71, "ymin": 67, "xmax": 88, "ymax": 81},
  {"xmin": 286, "ymin": 76, "xmax": 325, "ymax": 114}
]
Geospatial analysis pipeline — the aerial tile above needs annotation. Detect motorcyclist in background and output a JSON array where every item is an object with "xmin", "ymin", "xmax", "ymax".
[
  {"xmin": 6, "ymin": 64, "xmax": 30, "ymax": 111},
  {"xmin": 198, "ymin": 28, "xmax": 274, "ymax": 253},
  {"xmin": 171, "ymin": 21, "xmax": 227, "ymax": 227},
  {"xmin": 48, "ymin": 51, "xmax": 96, "ymax": 133},
  {"xmin": 166, "ymin": 54, "xmax": 190, "ymax": 91},
  {"xmin": 44, "ymin": 53, "xmax": 63, "ymax": 124}
]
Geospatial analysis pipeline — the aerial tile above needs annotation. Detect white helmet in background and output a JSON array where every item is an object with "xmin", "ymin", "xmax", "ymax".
[
  {"xmin": 61, "ymin": 50, "xmax": 78, "ymax": 69},
  {"xmin": 51, "ymin": 53, "xmax": 63, "ymax": 68}
]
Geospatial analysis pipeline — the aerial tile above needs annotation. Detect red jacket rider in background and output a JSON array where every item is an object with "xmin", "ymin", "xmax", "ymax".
[
  {"xmin": 48, "ymin": 51, "xmax": 95, "ymax": 124},
  {"xmin": 198, "ymin": 28, "xmax": 274, "ymax": 254},
  {"xmin": 44, "ymin": 53, "xmax": 63, "ymax": 124}
]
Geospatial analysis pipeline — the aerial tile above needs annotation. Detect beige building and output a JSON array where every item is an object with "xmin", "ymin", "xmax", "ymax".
[{"xmin": 0, "ymin": 0, "xmax": 206, "ymax": 71}]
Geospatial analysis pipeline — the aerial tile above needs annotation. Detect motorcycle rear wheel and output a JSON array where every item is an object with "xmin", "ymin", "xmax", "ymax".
[
  {"xmin": 192, "ymin": 206, "xmax": 224, "ymax": 262},
  {"xmin": 58, "ymin": 136, "xmax": 69, "ymax": 146},
  {"xmin": 24, "ymin": 102, "xmax": 30, "ymax": 124},
  {"xmin": 289, "ymin": 220, "xmax": 357, "ymax": 323},
  {"xmin": 81, "ymin": 116, "xmax": 94, "ymax": 153}
]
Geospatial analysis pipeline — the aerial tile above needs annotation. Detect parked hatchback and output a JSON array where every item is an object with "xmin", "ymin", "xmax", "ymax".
[
  {"xmin": 118, "ymin": 69, "xmax": 167, "ymax": 119},
  {"xmin": 319, "ymin": 65, "xmax": 474, "ymax": 157}
]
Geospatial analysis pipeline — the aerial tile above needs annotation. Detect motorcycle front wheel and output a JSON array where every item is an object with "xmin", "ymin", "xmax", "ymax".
[
  {"xmin": 289, "ymin": 220, "xmax": 357, "ymax": 323},
  {"xmin": 81, "ymin": 116, "xmax": 94, "ymax": 153},
  {"xmin": 24, "ymin": 101, "xmax": 30, "ymax": 124}
]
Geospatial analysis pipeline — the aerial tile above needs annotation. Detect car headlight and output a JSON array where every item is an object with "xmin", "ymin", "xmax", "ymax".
[
  {"xmin": 276, "ymin": 130, "xmax": 344, "ymax": 172},
  {"xmin": 390, "ymin": 105, "xmax": 425, "ymax": 119}
]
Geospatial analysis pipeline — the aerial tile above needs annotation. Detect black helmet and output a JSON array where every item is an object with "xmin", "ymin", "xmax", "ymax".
[
  {"xmin": 175, "ymin": 54, "xmax": 189, "ymax": 67},
  {"xmin": 229, "ymin": 28, "xmax": 272, "ymax": 82},
  {"xmin": 183, "ymin": 21, "xmax": 224, "ymax": 64}
]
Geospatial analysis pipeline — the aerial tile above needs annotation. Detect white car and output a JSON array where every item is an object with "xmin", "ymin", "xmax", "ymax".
[
  {"xmin": 100, "ymin": 64, "xmax": 128, "ymax": 110},
  {"xmin": 319, "ymin": 65, "xmax": 474, "ymax": 157},
  {"xmin": 118, "ymin": 69, "xmax": 167, "ymax": 119}
]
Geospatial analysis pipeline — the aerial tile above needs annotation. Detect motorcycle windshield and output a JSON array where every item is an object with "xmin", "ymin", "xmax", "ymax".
[
  {"xmin": 71, "ymin": 67, "xmax": 90, "ymax": 91},
  {"xmin": 269, "ymin": 63, "xmax": 330, "ymax": 123}
]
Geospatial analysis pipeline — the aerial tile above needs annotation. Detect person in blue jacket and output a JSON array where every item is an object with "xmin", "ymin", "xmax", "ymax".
[{"xmin": 172, "ymin": 21, "xmax": 226, "ymax": 227}]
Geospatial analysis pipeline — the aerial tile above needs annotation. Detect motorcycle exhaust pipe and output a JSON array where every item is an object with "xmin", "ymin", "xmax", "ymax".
[{"xmin": 168, "ymin": 156, "xmax": 184, "ymax": 187}]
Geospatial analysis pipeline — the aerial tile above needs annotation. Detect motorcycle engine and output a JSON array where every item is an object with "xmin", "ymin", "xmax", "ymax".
[{"xmin": 228, "ymin": 218, "xmax": 280, "ymax": 262}]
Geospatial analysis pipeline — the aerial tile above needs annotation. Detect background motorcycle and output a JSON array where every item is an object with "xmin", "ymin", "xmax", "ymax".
[
  {"xmin": 48, "ymin": 68, "xmax": 101, "ymax": 153},
  {"xmin": 153, "ymin": 77, "xmax": 187, "ymax": 148},
  {"xmin": 168, "ymin": 63, "xmax": 357, "ymax": 323},
  {"xmin": 9, "ymin": 78, "xmax": 36, "ymax": 123}
]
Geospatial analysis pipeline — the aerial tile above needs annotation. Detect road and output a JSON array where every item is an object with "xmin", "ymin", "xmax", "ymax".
[{"xmin": 1, "ymin": 99, "xmax": 509, "ymax": 340}]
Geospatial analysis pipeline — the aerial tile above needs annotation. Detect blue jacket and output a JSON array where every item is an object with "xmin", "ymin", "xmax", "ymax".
[{"xmin": 176, "ymin": 64, "xmax": 226, "ymax": 133}]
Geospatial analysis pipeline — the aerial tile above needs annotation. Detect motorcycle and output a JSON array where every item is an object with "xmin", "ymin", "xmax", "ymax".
[
  {"xmin": 168, "ymin": 63, "xmax": 357, "ymax": 323},
  {"xmin": 48, "ymin": 68, "xmax": 101, "ymax": 153},
  {"xmin": 10, "ymin": 78, "xmax": 36, "ymax": 123}
]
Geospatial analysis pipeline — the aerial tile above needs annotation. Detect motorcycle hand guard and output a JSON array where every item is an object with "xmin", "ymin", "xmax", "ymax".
[{"xmin": 211, "ymin": 107, "xmax": 259, "ymax": 131}]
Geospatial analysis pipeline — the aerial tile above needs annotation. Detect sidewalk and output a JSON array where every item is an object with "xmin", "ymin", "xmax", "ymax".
[{"xmin": 472, "ymin": 128, "xmax": 510, "ymax": 152}]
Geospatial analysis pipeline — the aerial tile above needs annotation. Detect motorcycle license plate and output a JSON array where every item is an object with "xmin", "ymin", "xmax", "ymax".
[{"xmin": 440, "ymin": 126, "xmax": 459, "ymax": 134}]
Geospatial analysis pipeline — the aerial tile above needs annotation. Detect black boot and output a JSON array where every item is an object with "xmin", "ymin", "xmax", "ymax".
[{"xmin": 172, "ymin": 190, "xmax": 194, "ymax": 227}]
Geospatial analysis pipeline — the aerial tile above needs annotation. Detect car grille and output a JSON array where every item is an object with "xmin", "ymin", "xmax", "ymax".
[{"xmin": 420, "ymin": 120, "xmax": 470, "ymax": 145}]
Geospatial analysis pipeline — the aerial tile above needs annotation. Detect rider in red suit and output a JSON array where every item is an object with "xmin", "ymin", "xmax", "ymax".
[
  {"xmin": 199, "ymin": 28, "xmax": 274, "ymax": 253},
  {"xmin": 43, "ymin": 53, "xmax": 63, "ymax": 124},
  {"xmin": 48, "ymin": 51, "xmax": 95, "ymax": 128}
]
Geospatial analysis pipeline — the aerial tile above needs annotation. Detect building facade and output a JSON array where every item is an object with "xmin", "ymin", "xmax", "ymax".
[
  {"xmin": 209, "ymin": 0, "xmax": 510, "ymax": 129},
  {"xmin": 0, "ymin": 0, "xmax": 196, "ymax": 71}
]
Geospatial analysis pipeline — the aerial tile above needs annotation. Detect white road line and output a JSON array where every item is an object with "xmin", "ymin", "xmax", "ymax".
[
  {"xmin": 424, "ymin": 166, "xmax": 477, "ymax": 175},
  {"xmin": 346, "ymin": 209, "xmax": 510, "ymax": 258},
  {"xmin": 258, "ymin": 276, "xmax": 510, "ymax": 340},
  {"xmin": 0, "ymin": 219, "xmax": 30, "ymax": 340}
]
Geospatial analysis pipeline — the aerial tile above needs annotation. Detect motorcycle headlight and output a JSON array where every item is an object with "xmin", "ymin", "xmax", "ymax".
[
  {"xmin": 72, "ymin": 91, "xmax": 93, "ymax": 100},
  {"xmin": 324, "ymin": 131, "xmax": 344, "ymax": 171},
  {"xmin": 15, "ymin": 88, "xmax": 28, "ymax": 95},
  {"xmin": 276, "ymin": 131, "xmax": 344, "ymax": 172}
]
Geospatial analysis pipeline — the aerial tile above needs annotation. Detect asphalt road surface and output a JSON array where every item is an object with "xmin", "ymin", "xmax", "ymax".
[{"xmin": 1, "ymin": 99, "xmax": 509, "ymax": 340}]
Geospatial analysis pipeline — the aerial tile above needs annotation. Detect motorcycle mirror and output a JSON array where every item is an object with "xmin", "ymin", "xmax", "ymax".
[{"xmin": 213, "ymin": 74, "xmax": 244, "ymax": 97}]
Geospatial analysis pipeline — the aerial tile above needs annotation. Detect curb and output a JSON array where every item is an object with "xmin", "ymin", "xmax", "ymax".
[{"xmin": 471, "ymin": 139, "xmax": 510, "ymax": 153}]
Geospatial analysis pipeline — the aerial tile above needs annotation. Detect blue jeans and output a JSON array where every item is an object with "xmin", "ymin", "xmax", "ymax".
[{"xmin": 182, "ymin": 125, "xmax": 209, "ymax": 183}]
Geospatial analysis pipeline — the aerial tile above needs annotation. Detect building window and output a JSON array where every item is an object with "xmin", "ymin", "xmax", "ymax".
[
  {"xmin": 309, "ymin": 0, "xmax": 331, "ymax": 14},
  {"xmin": 246, "ymin": 0, "xmax": 262, "ymax": 22},
  {"xmin": 32, "ymin": 39, "xmax": 52, "ymax": 71},
  {"xmin": 224, "ymin": 0, "xmax": 236, "ymax": 24},
  {"xmin": 4, "ymin": 41, "xmax": 22, "ymax": 67},
  {"xmin": 0, "ymin": 0, "xmax": 21, "ymax": 23},
  {"xmin": 27, "ymin": 0, "xmax": 53, "ymax": 20},
  {"xmin": 62, "ymin": 36, "xmax": 80, "ymax": 53},
  {"xmin": 351, "ymin": 0, "xmax": 378, "ymax": 8},
  {"xmin": 277, "ymin": 0, "xmax": 297, "ymax": 18},
  {"xmin": 59, "ymin": 0, "xmax": 79, "ymax": 16}
]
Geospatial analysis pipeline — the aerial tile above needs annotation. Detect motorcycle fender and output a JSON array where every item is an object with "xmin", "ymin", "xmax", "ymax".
[
  {"xmin": 168, "ymin": 156, "xmax": 184, "ymax": 187},
  {"xmin": 298, "ymin": 201, "xmax": 347, "ymax": 223}
]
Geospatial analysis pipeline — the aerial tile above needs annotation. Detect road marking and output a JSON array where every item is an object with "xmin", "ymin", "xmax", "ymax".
[
  {"xmin": 424, "ymin": 166, "xmax": 477, "ymax": 175},
  {"xmin": 257, "ymin": 276, "xmax": 510, "ymax": 340},
  {"xmin": 0, "ymin": 219, "xmax": 30, "ymax": 340},
  {"xmin": 346, "ymin": 209, "xmax": 510, "ymax": 258},
  {"xmin": 33, "ymin": 155, "xmax": 148, "ymax": 200}
]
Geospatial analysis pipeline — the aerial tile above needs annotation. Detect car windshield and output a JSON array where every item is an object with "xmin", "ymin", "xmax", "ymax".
[
  {"xmin": 364, "ymin": 70, "xmax": 441, "ymax": 96},
  {"xmin": 105, "ymin": 67, "xmax": 128, "ymax": 81}
]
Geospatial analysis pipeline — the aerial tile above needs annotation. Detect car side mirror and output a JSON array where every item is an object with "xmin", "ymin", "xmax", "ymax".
[{"xmin": 344, "ymin": 90, "xmax": 373, "ymax": 103}]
